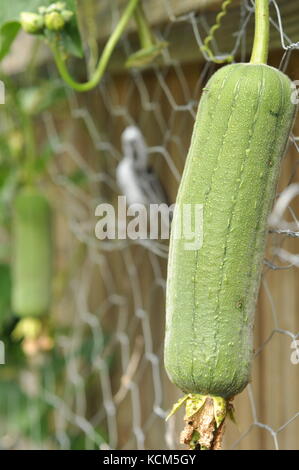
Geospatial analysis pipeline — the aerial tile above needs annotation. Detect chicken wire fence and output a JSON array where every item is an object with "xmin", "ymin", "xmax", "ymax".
[{"xmin": 0, "ymin": 0, "xmax": 299, "ymax": 450}]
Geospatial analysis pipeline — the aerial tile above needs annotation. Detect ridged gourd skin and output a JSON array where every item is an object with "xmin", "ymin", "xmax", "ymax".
[
  {"xmin": 164, "ymin": 63, "xmax": 297, "ymax": 399},
  {"xmin": 12, "ymin": 187, "xmax": 52, "ymax": 317}
]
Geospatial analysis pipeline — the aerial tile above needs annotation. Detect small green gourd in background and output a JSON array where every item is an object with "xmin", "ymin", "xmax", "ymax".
[
  {"xmin": 164, "ymin": 0, "xmax": 297, "ymax": 449},
  {"xmin": 12, "ymin": 187, "xmax": 52, "ymax": 317}
]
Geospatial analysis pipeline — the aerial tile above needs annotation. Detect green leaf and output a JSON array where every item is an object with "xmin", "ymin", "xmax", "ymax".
[
  {"xmin": 61, "ymin": 16, "xmax": 83, "ymax": 58},
  {"xmin": 0, "ymin": 22, "xmax": 21, "ymax": 61}
]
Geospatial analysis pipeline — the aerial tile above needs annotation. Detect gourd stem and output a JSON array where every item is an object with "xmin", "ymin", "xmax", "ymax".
[
  {"xmin": 51, "ymin": 0, "xmax": 140, "ymax": 92},
  {"xmin": 134, "ymin": 4, "xmax": 154, "ymax": 49},
  {"xmin": 250, "ymin": 0, "xmax": 269, "ymax": 64}
]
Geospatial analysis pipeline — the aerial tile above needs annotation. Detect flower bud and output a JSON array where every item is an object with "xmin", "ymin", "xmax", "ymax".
[
  {"xmin": 44, "ymin": 11, "xmax": 65, "ymax": 31},
  {"xmin": 20, "ymin": 12, "xmax": 44, "ymax": 34}
]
